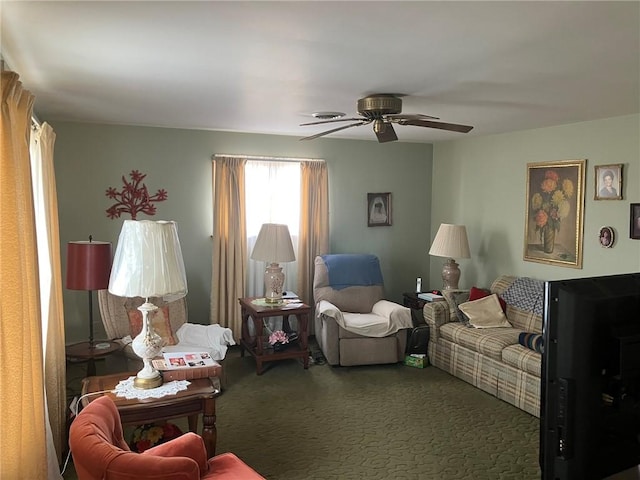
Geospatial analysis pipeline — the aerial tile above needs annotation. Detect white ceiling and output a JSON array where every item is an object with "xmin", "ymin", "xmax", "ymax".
[{"xmin": 1, "ymin": 1, "xmax": 639, "ymax": 143}]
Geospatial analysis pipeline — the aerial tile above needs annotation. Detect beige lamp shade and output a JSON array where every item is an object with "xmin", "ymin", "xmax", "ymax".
[
  {"xmin": 109, "ymin": 220, "xmax": 187, "ymax": 301},
  {"xmin": 429, "ymin": 224, "xmax": 471, "ymax": 290},
  {"xmin": 250, "ymin": 223, "xmax": 296, "ymax": 263},
  {"xmin": 250, "ymin": 223, "xmax": 295, "ymax": 303}
]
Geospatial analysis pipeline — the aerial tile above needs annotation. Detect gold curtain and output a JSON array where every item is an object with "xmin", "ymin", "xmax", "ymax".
[
  {"xmin": 297, "ymin": 161, "xmax": 329, "ymax": 308},
  {"xmin": 0, "ymin": 71, "xmax": 48, "ymax": 478},
  {"xmin": 211, "ymin": 156, "xmax": 247, "ymax": 339},
  {"xmin": 32, "ymin": 123, "xmax": 67, "ymax": 467}
]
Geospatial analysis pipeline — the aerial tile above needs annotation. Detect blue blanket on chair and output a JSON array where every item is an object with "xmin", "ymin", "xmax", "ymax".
[{"xmin": 321, "ymin": 254, "xmax": 384, "ymax": 290}]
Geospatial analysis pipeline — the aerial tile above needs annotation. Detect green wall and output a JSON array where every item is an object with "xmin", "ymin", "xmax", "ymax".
[
  {"xmin": 52, "ymin": 122, "xmax": 433, "ymax": 343},
  {"xmin": 429, "ymin": 114, "xmax": 640, "ymax": 289}
]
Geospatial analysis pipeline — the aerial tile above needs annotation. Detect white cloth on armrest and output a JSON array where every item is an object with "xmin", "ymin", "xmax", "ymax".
[
  {"xmin": 317, "ymin": 299, "xmax": 412, "ymax": 338},
  {"xmin": 165, "ymin": 323, "xmax": 236, "ymax": 360}
]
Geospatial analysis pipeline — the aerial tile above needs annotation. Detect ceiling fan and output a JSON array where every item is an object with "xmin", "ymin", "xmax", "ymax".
[{"xmin": 300, "ymin": 94, "xmax": 473, "ymax": 143}]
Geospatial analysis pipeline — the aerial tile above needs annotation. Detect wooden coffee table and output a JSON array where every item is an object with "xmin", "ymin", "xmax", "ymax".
[{"xmin": 81, "ymin": 372, "xmax": 218, "ymax": 457}]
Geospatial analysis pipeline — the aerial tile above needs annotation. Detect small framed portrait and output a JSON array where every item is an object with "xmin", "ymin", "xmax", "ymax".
[
  {"xmin": 631, "ymin": 203, "xmax": 640, "ymax": 240},
  {"xmin": 367, "ymin": 192, "xmax": 391, "ymax": 227},
  {"xmin": 598, "ymin": 226, "xmax": 614, "ymax": 248},
  {"xmin": 594, "ymin": 164, "xmax": 623, "ymax": 200}
]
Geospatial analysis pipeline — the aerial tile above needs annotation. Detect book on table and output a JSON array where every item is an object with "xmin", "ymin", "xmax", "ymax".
[
  {"xmin": 152, "ymin": 353, "xmax": 222, "ymax": 382},
  {"xmin": 417, "ymin": 292, "xmax": 444, "ymax": 301}
]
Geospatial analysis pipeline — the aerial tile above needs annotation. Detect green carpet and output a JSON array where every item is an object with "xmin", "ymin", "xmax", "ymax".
[{"xmin": 64, "ymin": 345, "xmax": 541, "ymax": 479}]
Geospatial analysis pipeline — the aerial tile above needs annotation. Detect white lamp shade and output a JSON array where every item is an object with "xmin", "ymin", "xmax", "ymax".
[
  {"xmin": 429, "ymin": 224, "xmax": 471, "ymax": 259},
  {"xmin": 250, "ymin": 223, "xmax": 296, "ymax": 263},
  {"xmin": 109, "ymin": 220, "xmax": 188, "ymax": 301}
]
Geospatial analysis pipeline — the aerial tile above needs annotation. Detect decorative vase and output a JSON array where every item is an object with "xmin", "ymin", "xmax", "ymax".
[
  {"xmin": 543, "ymin": 226, "xmax": 555, "ymax": 253},
  {"xmin": 272, "ymin": 342, "xmax": 287, "ymax": 352}
]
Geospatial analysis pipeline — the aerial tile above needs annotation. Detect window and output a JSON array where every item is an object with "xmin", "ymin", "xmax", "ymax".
[{"xmin": 245, "ymin": 160, "xmax": 300, "ymax": 297}]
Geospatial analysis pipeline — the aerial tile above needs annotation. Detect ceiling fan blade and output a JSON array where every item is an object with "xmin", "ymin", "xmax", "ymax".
[
  {"xmin": 374, "ymin": 122, "xmax": 398, "ymax": 143},
  {"xmin": 386, "ymin": 113, "xmax": 439, "ymax": 121},
  {"xmin": 299, "ymin": 121, "xmax": 370, "ymax": 141},
  {"xmin": 399, "ymin": 119, "xmax": 474, "ymax": 133},
  {"xmin": 300, "ymin": 117, "xmax": 365, "ymax": 126}
]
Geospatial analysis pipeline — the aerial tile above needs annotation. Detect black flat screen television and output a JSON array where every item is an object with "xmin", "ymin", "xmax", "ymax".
[{"xmin": 540, "ymin": 273, "xmax": 640, "ymax": 479}]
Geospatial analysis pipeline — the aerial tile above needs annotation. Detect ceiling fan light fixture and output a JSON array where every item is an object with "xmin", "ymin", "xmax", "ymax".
[
  {"xmin": 311, "ymin": 111, "xmax": 345, "ymax": 120},
  {"xmin": 373, "ymin": 119, "xmax": 387, "ymax": 133}
]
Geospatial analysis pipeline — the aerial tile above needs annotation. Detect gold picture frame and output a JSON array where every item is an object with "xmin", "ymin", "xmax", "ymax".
[
  {"xmin": 523, "ymin": 159, "xmax": 586, "ymax": 268},
  {"xmin": 594, "ymin": 164, "xmax": 623, "ymax": 200},
  {"xmin": 367, "ymin": 192, "xmax": 391, "ymax": 227}
]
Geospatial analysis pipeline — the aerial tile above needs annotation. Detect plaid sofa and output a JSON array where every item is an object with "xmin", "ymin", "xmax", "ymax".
[{"xmin": 424, "ymin": 275, "xmax": 543, "ymax": 417}]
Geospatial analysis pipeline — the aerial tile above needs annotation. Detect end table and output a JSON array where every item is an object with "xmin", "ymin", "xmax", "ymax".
[
  {"xmin": 66, "ymin": 340, "xmax": 121, "ymax": 376},
  {"xmin": 238, "ymin": 297, "xmax": 311, "ymax": 375}
]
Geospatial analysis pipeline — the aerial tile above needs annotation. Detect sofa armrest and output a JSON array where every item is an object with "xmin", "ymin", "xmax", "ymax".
[{"xmin": 423, "ymin": 301, "xmax": 453, "ymax": 342}]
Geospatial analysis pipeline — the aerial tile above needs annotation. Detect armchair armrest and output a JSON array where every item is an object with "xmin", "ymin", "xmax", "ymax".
[{"xmin": 143, "ymin": 432, "xmax": 209, "ymax": 474}]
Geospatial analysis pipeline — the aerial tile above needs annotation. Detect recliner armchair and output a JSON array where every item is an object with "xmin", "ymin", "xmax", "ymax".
[{"xmin": 313, "ymin": 254, "xmax": 412, "ymax": 366}]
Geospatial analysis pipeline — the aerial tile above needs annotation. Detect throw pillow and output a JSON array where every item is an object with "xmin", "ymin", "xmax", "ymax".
[
  {"xmin": 127, "ymin": 305, "xmax": 177, "ymax": 346},
  {"xmin": 518, "ymin": 332, "xmax": 544, "ymax": 353},
  {"xmin": 458, "ymin": 294, "xmax": 512, "ymax": 328},
  {"xmin": 442, "ymin": 290, "xmax": 471, "ymax": 325},
  {"xmin": 469, "ymin": 286, "xmax": 507, "ymax": 313}
]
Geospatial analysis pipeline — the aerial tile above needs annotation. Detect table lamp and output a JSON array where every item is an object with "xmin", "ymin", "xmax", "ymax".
[
  {"xmin": 108, "ymin": 220, "xmax": 187, "ymax": 389},
  {"xmin": 66, "ymin": 236, "xmax": 112, "ymax": 348},
  {"xmin": 429, "ymin": 223, "xmax": 471, "ymax": 290},
  {"xmin": 250, "ymin": 223, "xmax": 296, "ymax": 304}
]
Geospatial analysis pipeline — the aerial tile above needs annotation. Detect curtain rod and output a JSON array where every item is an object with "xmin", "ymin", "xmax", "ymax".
[{"xmin": 212, "ymin": 154, "xmax": 324, "ymax": 163}]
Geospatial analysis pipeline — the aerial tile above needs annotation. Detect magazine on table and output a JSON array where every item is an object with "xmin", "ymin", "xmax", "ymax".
[{"xmin": 152, "ymin": 352, "xmax": 220, "ymax": 370}]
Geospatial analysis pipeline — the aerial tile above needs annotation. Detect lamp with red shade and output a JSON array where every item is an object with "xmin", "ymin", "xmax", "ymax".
[{"xmin": 66, "ymin": 236, "xmax": 112, "ymax": 349}]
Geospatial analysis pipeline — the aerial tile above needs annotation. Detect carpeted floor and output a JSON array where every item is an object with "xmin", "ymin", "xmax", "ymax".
[{"xmin": 63, "ymin": 344, "xmax": 541, "ymax": 479}]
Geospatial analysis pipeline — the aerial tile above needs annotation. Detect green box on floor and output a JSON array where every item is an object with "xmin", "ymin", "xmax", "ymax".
[{"xmin": 404, "ymin": 354, "xmax": 427, "ymax": 368}]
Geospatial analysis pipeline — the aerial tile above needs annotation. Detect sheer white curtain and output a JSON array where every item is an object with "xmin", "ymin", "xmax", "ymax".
[
  {"xmin": 245, "ymin": 160, "xmax": 301, "ymax": 296},
  {"xmin": 30, "ymin": 123, "xmax": 65, "ymax": 479},
  {"xmin": 245, "ymin": 161, "xmax": 300, "ymax": 332}
]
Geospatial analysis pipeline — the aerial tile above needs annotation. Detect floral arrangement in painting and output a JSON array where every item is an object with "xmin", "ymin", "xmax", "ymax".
[
  {"xmin": 106, "ymin": 170, "xmax": 167, "ymax": 220},
  {"xmin": 530, "ymin": 169, "xmax": 574, "ymax": 253}
]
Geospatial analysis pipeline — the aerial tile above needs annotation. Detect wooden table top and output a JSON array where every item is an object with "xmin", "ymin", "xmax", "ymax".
[{"xmin": 81, "ymin": 371, "xmax": 218, "ymax": 409}]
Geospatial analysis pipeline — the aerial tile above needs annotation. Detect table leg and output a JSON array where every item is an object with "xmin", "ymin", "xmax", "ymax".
[{"xmin": 201, "ymin": 395, "xmax": 217, "ymax": 457}]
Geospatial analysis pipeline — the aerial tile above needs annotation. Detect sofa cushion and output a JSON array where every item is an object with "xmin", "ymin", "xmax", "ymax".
[
  {"xmin": 502, "ymin": 344, "xmax": 541, "ymax": 377},
  {"xmin": 518, "ymin": 332, "xmax": 544, "ymax": 353},
  {"xmin": 458, "ymin": 295, "xmax": 512, "ymax": 328},
  {"xmin": 493, "ymin": 276, "xmax": 544, "ymax": 333},
  {"xmin": 440, "ymin": 323, "xmax": 521, "ymax": 361},
  {"xmin": 469, "ymin": 286, "xmax": 507, "ymax": 312}
]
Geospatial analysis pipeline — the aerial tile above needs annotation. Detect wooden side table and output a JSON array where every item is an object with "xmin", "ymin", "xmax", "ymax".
[
  {"xmin": 81, "ymin": 372, "xmax": 218, "ymax": 457},
  {"xmin": 66, "ymin": 340, "xmax": 121, "ymax": 376},
  {"xmin": 238, "ymin": 297, "xmax": 311, "ymax": 375}
]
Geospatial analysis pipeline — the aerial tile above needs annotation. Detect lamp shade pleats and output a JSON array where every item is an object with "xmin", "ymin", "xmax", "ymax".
[
  {"xmin": 250, "ymin": 223, "xmax": 296, "ymax": 263},
  {"xmin": 66, "ymin": 241, "xmax": 112, "ymax": 291},
  {"xmin": 429, "ymin": 224, "xmax": 471, "ymax": 259},
  {"xmin": 108, "ymin": 220, "xmax": 187, "ymax": 301}
]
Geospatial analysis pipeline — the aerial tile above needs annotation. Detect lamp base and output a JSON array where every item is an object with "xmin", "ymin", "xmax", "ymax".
[
  {"xmin": 134, "ymin": 373, "xmax": 163, "ymax": 389},
  {"xmin": 131, "ymin": 301, "xmax": 165, "ymax": 390},
  {"xmin": 264, "ymin": 262, "xmax": 285, "ymax": 304},
  {"xmin": 441, "ymin": 258, "xmax": 461, "ymax": 290}
]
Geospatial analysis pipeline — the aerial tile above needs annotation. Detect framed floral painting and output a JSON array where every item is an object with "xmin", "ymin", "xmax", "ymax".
[{"xmin": 523, "ymin": 159, "xmax": 586, "ymax": 268}]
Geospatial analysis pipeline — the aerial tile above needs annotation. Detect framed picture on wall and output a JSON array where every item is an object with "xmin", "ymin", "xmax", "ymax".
[
  {"xmin": 598, "ymin": 226, "xmax": 614, "ymax": 248},
  {"xmin": 594, "ymin": 164, "xmax": 623, "ymax": 200},
  {"xmin": 367, "ymin": 192, "xmax": 391, "ymax": 227},
  {"xmin": 523, "ymin": 159, "xmax": 586, "ymax": 268},
  {"xmin": 631, "ymin": 203, "xmax": 640, "ymax": 240}
]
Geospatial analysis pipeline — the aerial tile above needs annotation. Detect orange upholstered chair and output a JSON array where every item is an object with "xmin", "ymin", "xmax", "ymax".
[{"xmin": 69, "ymin": 395, "xmax": 263, "ymax": 480}]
